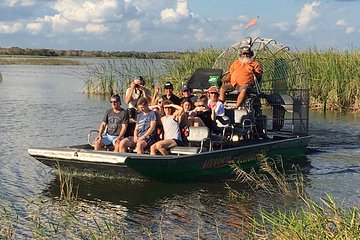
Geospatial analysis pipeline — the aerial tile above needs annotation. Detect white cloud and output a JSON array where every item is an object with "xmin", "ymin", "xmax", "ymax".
[
  {"xmin": 127, "ymin": 19, "xmax": 143, "ymax": 41},
  {"xmin": 194, "ymin": 28, "xmax": 205, "ymax": 41},
  {"xmin": 273, "ymin": 22, "xmax": 291, "ymax": 31},
  {"xmin": 85, "ymin": 23, "xmax": 107, "ymax": 34},
  {"xmin": 0, "ymin": 22, "xmax": 22, "ymax": 33},
  {"xmin": 296, "ymin": 1, "xmax": 321, "ymax": 33},
  {"xmin": 5, "ymin": 0, "xmax": 36, "ymax": 7},
  {"xmin": 345, "ymin": 26, "xmax": 355, "ymax": 33},
  {"xmin": 54, "ymin": 0, "xmax": 119, "ymax": 23},
  {"xmin": 160, "ymin": 0, "xmax": 190, "ymax": 23},
  {"xmin": 26, "ymin": 22, "xmax": 43, "ymax": 33},
  {"xmin": 336, "ymin": 19, "xmax": 347, "ymax": 26}
]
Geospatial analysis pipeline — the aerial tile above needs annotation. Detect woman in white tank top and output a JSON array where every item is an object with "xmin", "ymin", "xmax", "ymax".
[{"xmin": 150, "ymin": 100, "xmax": 184, "ymax": 155}]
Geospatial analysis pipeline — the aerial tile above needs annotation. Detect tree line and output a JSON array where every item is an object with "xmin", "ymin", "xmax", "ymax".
[{"xmin": 0, "ymin": 47, "xmax": 184, "ymax": 59}]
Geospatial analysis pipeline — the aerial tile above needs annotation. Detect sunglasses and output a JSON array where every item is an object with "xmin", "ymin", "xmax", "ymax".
[
  {"xmin": 110, "ymin": 100, "xmax": 118, "ymax": 104},
  {"xmin": 197, "ymin": 105, "xmax": 205, "ymax": 107},
  {"xmin": 210, "ymin": 92, "xmax": 218, "ymax": 95},
  {"xmin": 158, "ymin": 101, "xmax": 163, "ymax": 104}
]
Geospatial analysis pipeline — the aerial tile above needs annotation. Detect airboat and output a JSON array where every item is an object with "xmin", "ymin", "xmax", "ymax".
[{"xmin": 28, "ymin": 37, "xmax": 311, "ymax": 181}]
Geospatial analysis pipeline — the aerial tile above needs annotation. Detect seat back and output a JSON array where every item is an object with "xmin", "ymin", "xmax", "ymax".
[
  {"xmin": 187, "ymin": 126, "xmax": 210, "ymax": 141},
  {"xmin": 187, "ymin": 68, "xmax": 223, "ymax": 93},
  {"xmin": 187, "ymin": 126, "xmax": 211, "ymax": 152}
]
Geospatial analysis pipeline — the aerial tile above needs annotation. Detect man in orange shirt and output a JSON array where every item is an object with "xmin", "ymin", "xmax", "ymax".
[{"xmin": 219, "ymin": 46, "xmax": 262, "ymax": 109}]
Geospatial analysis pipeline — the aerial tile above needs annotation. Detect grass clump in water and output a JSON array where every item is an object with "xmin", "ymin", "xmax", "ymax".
[{"xmin": 230, "ymin": 156, "xmax": 360, "ymax": 239}]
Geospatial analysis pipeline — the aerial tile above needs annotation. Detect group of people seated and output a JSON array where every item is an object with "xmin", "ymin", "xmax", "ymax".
[
  {"xmin": 94, "ymin": 79, "xmax": 227, "ymax": 156},
  {"xmin": 93, "ymin": 46, "xmax": 262, "ymax": 156}
]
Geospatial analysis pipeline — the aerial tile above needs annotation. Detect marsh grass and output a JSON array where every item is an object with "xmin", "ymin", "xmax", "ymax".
[
  {"xmin": 80, "ymin": 47, "xmax": 359, "ymax": 111},
  {"xmin": 82, "ymin": 58, "xmax": 168, "ymax": 95},
  {"xmin": 162, "ymin": 48, "xmax": 222, "ymax": 91},
  {"xmin": 300, "ymin": 49, "xmax": 360, "ymax": 111},
  {"xmin": 230, "ymin": 156, "xmax": 360, "ymax": 239},
  {"xmin": 25, "ymin": 196, "xmax": 128, "ymax": 239},
  {"xmin": 0, "ymin": 201, "xmax": 16, "ymax": 239},
  {"xmin": 231, "ymin": 156, "xmax": 306, "ymax": 198},
  {"xmin": 56, "ymin": 165, "xmax": 79, "ymax": 201}
]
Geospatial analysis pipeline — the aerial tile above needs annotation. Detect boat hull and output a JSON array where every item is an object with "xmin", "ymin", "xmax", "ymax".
[
  {"xmin": 29, "ymin": 136, "xmax": 310, "ymax": 181},
  {"xmin": 28, "ymin": 146, "xmax": 141, "ymax": 178},
  {"xmin": 125, "ymin": 136, "xmax": 311, "ymax": 181}
]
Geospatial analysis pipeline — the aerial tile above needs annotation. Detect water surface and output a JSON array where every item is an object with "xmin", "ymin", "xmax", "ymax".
[{"xmin": 0, "ymin": 63, "xmax": 359, "ymax": 237}]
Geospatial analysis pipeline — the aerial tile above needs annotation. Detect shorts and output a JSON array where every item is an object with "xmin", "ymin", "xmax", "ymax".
[
  {"xmin": 221, "ymin": 83, "xmax": 253, "ymax": 92},
  {"xmin": 174, "ymin": 139, "xmax": 183, "ymax": 146},
  {"xmin": 143, "ymin": 135, "xmax": 156, "ymax": 148},
  {"xmin": 101, "ymin": 133, "xmax": 118, "ymax": 146}
]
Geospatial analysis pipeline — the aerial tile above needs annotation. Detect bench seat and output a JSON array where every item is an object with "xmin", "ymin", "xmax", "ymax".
[{"xmin": 169, "ymin": 146, "xmax": 202, "ymax": 155}]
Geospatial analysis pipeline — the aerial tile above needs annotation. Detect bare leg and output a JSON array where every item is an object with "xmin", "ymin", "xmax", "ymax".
[
  {"xmin": 219, "ymin": 86, "xmax": 227, "ymax": 102},
  {"xmin": 136, "ymin": 141, "xmax": 147, "ymax": 154},
  {"xmin": 94, "ymin": 138, "xmax": 103, "ymax": 151},
  {"xmin": 113, "ymin": 140, "xmax": 120, "ymax": 152},
  {"xmin": 235, "ymin": 89, "xmax": 248, "ymax": 109},
  {"xmin": 119, "ymin": 137, "xmax": 133, "ymax": 153},
  {"xmin": 219, "ymin": 83, "xmax": 234, "ymax": 103},
  {"xmin": 157, "ymin": 139, "xmax": 177, "ymax": 156},
  {"xmin": 150, "ymin": 143, "xmax": 157, "ymax": 155}
]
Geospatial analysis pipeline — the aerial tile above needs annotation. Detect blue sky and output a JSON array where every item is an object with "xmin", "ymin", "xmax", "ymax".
[{"xmin": 0, "ymin": 0, "xmax": 359, "ymax": 51}]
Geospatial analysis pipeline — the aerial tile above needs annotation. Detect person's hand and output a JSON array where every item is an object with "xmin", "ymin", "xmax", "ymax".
[
  {"xmin": 155, "ymin": 86, "xmax": 161, "ymax": 95},
  {"xmin": 133, "ymin": 135, "xmax": 138, "ymax": 143},
  {"xmin": 114, "ymin": 137, "xmax": 121, "ymax": 144},
  {"xmin": 130, "ymin": 81, "xmax": 136, "ymax": 89},
  {"xmin": 138, "ymin": 135, "xmax": 145, "ymax": 141},
  {"xmin": 222, "ymin": 78, "xmax": 230, "ymax": 83}
]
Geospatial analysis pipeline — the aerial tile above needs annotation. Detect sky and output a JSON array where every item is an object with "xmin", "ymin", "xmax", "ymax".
[{"xmin": 0, "ymin": 0, "xmax": 359, "ymax": 52}]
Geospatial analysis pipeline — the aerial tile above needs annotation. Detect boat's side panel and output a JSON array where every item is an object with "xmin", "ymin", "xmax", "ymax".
[
  {"xmin": 28, "ymin": 148, "xmax": 128, "ymax": 164},
  {"xmin": 28, "ymin": 148, "xmax": 140, "ymax": 178},
  {"xmin": 125, "ymin": 136, "xmax": 311, "ymax": 181}
]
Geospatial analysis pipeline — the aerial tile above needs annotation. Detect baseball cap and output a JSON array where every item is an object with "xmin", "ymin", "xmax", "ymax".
[
  {"xmin": 181, "ymin": 83, "xmax": 191, "ymax": 91},
  {"xmin": 164, "ymin": 81, "xmax": 173, "ymax": 89},
  {"xmin": 207, "ymin": 86, "xmax": 219, "ymax": 93},
  {"xmin": 133, "ymin": 76, "xmax": 144, "ymax": 85}
]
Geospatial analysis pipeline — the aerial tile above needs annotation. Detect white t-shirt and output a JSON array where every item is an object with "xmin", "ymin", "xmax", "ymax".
[
  {"xmin": 161, "ymin": 115, "xmax": 182, "ymax": 141},
  {"xmin": 125, "ymin": 87, "xmax": 151, "ymax": 109},
  {"xmin": 207, "ymin": 100, "xmax": 225, "ymax": 117}
]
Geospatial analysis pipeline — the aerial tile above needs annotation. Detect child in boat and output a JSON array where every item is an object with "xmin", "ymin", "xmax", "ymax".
[
  {"xmin": 150, "ymin": 100, "xmax": 184, "ymax": 155},
  {"xmin": 119, "ymin": 97, "xmax": 157, "ymax": 154},
  {"xmin": 94, "ymin": 94, "xmax": 129, "ymax": 152},
  {"xmin": 207, "ymin": 86, "xmax": 230, "ymax": 130},
  {"xmin": 192, "ymin": 96, "xmax": 212, "ymax": 128}
]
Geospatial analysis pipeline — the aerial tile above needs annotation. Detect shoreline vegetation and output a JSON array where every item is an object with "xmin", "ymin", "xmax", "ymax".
[
  {"xmin": 0, "ymin": 46, "xmax": 183, "ymax": 60},
  {"xmin": 0, "ymin": 46, "xmax": 359, "ymax": 111}
]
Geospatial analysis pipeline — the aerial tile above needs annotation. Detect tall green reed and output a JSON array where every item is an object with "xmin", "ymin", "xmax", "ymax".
[
  {"xmin": 300, "ymin": 49, "xmax": 360, "ymax": 111},
  {"xmin": 0, "ymin": 201, "xmax": 16, "ymax": 239},
  {"xmin": 82, "ymin": 58, "xmax": 169, "ymax": 95},
  {"xmin": 80, "ymin": 48, "xmax": 359, "ymax": 111},
  {"xmin": 158, "ymin": 47, "xmax": 221, "ymax": 91},
  {"xmin": 230, "ymin": 156, "xmax": 360, "ymax": 239}
]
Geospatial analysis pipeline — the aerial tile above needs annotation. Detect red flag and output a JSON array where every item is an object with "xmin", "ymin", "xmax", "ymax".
[{"xmin": 244, "ymin": 16, "xmax": 258, "ymax": 30}]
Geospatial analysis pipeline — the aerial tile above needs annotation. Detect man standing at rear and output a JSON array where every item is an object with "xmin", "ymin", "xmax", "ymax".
[
  {"xmin": 219, "ymin": 46, "xmax": 262, "ymax": 109},
  {"xmin": 162, "ymin": 81, "xmax": 181, "ymax": 105}
]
